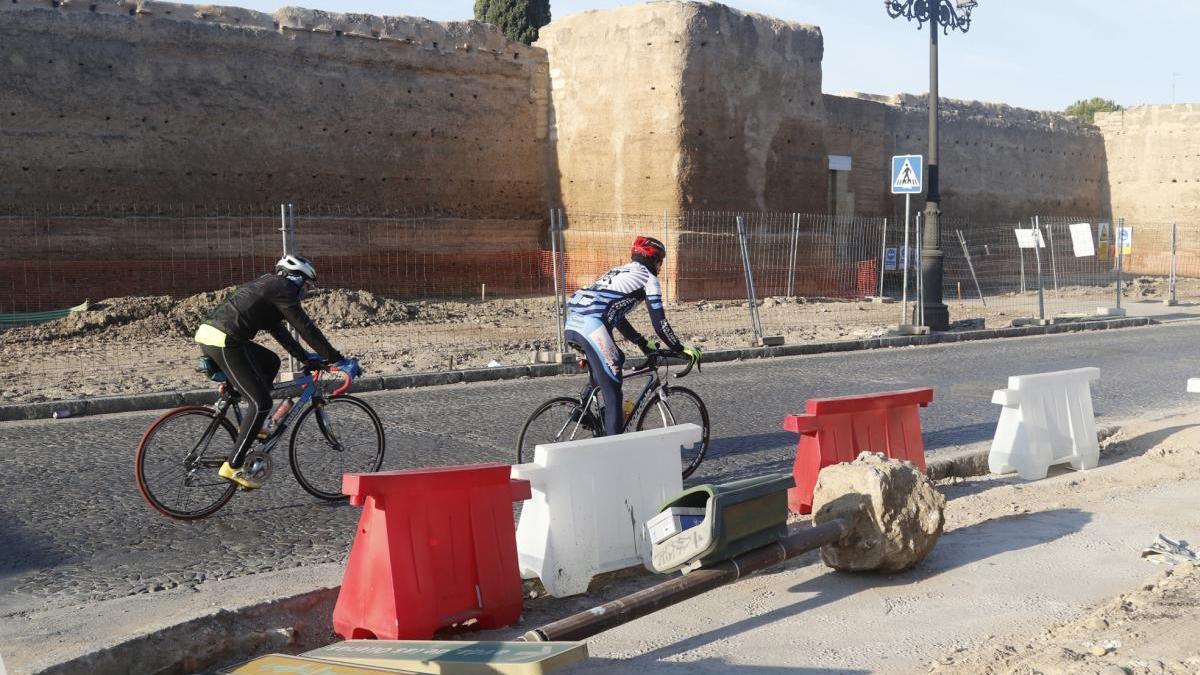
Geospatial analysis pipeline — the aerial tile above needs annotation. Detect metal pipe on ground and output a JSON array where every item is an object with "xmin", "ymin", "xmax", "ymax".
[{"xmin": 521, "ymin": 520, "xmax": 849, "ymax": 643}]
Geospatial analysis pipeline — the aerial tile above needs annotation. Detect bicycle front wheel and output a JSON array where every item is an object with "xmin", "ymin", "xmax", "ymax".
[
  {"xmin": 288, "ymin": 395, "xmax": 386, "ymax": 500},
  {"xmin": 135, "ymin": 406, "xmax": 238, "ymax": 520},
  {"xmin": 516, "ymin": 397, "xmax": 598, "ymax": 464},
  {"xmin": 636, "ymin": 386, "xmax": 711, "ymax": 479}
]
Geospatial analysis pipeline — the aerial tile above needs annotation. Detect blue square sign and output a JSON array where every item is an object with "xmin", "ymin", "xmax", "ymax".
[{"xmin": 891, "ymin": 155, "xmax": 923, "ymax": 194}]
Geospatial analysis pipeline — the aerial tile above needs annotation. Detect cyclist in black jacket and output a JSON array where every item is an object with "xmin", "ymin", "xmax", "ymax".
[{"xmin": 194, "ymin": 255, "xmax": 359, "ymax": 489}]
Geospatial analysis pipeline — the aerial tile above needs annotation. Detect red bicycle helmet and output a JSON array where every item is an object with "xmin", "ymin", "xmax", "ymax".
[{"xmin": 631, "ymin": 236, "xmax": 667, "ymax": 265}]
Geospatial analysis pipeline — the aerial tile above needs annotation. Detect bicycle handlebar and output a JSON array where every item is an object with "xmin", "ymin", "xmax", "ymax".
[
  {"xmin": 329, "ymin": 368, "xmax": 353, "ymax": 396},
  {"xmin": 644, "ymin": 349, "xmax": 701, "ymax": 379},
  {"xmin": 301, "ymin": 362, "xmax": 356, "ymax": 396}
]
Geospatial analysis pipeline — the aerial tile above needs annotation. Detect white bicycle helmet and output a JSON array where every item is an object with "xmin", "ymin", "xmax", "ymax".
[{"xmin": 276, "ymin": 254, "xmax": 317, "ymax": 282}]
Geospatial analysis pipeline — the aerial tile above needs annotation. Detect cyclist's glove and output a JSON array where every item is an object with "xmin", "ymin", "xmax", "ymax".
[
  {"xmin": 639, "ymin": 338, "xmax": 659, "ymax": 356},
  {"xmin": 334, "ymin": 356, "xmax": 363, "ymax": 379},
  {"xmin": 681, "ymin": 345, "xmax": 702, "ymax": 363}
]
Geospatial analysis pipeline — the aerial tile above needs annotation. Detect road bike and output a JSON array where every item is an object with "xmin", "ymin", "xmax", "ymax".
[
  {"xmin": 517, "ymin": 349, "xmax": 710, "ymax": 479},
  {"xmin": 136, "ymin": 360, "xmax": 385, "ymax": 520}
]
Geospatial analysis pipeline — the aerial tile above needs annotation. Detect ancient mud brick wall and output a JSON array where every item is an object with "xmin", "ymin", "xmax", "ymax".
[
  {"xmin": 1095, "ymin": 105, "xmax": 1200, "ymax": 275},
  {"xmin": 0, "ymin": 0, "xmax": 551, "ymax": 309},
  {"xmin": 0, "ymin": 0, "xmax": 548, "ymax": 216},
  {"xmin": 824, "ymin": 93, "xmax": 1110, "ymax": 223},
  {"xmin": 539, "ymin": 2, "xmax": 825, "ymax": 301}
]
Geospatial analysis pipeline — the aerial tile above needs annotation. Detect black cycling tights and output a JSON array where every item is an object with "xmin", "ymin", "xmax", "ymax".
[{"xmin": 201, "ymin": 342, "xmax": 280, "ymax": 469}]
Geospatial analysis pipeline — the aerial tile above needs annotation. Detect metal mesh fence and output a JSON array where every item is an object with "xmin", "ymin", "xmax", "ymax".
[{"xmin": 0, "ymin": 205, "xmax": 1192, "ymax": 406}]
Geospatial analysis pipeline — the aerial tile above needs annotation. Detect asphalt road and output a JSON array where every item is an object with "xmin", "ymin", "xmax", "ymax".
[{"xmin": 1, "ymin": 322, "xmax": 1198, "ymax": 614}]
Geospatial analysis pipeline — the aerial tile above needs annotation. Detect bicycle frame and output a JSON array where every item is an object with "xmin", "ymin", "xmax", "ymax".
[
  {"xmin": 574, "ymin": 356, "xmax": 676, "ymax": 437},
  {"xmin": 187, "ymin": 368, "xmax": 348, "ymax": 471}
]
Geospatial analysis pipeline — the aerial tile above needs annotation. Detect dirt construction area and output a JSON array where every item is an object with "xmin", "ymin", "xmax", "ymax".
[
  {"xmin": 1, "ymin": 277, "xmax": 1189, "ymax": 404},
  {"xmin": 500, "ymin": 410, "xmax": 1200, "ymax": 674}
]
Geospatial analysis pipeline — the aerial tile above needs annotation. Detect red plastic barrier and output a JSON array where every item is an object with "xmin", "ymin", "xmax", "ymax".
[
  {"xmin": 783, "ymin": 388, "xmax": 933, "ymax": 514},
  {"xmin": 333, "ymin": 464, "xmax": 532, "ymax": 640}
]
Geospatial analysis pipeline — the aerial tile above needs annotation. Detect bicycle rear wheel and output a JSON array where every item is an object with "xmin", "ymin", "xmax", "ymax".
[
  {"xmin": 288, "ymin": 394, "xmax": 385, "ymax": 500},
  {"xmin": 135, "ymin": 406, "xmax": 238, "ymax": 520},
  {"xmin": 636, "ymin": 386, "xmax": 711, "ymax": 479},
  {"xmin": 516, "ymin": 396, "xmax": 599, "ymax": 464}
]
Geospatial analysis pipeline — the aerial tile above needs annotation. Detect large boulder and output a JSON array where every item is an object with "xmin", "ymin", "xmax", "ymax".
[{"xmin": 812, "ymin": 452, "xmax": 945, "ymax": 572}]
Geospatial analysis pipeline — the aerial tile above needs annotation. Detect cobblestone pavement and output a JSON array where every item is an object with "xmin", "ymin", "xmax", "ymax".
[{"xmin": 1, "ymin": 323, "xmax": 1197, "ymax": 615}]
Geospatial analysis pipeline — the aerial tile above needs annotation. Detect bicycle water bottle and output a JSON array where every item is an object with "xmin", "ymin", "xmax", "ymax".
[
  {"xmin": 271, "ymin": 398, "xmax": 294, "ymax": 426},
  {"xmin": 623, "ymin": 400, "xmax": 635, "ymax": 422}
]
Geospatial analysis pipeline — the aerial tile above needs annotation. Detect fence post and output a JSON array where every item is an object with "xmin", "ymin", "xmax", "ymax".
[
  {"xmin": 549, "ymin": 209, "xmax": 566, "ymax": 355},
  {"xmin": 557, "ymin": 209, "xmax": 568, "ymax": 331},
  {"xmin": 1019, "ymin": 227, "xmax": 1026, "ymax": 295},
  {"xmin": 957, "ymin": 230, "xmax": 986, "ymax": 307},
  {"xmin": 1116, "ymin": 216, "xmax": 1125, "ymax": 312},
  {"xmin": 280, "ymin": 203, "xmax": 299, "ymax": 375},
  {"xmin": 736, "ymin": 214, "xmax": 765, "ymax": 345},
  {"xmin": 878, "ymin": 217, "xmax": 888, "ymax": 298},
  {"xmin": 787, "ymin": 213, "xmax": 799, "ymax": 297},
  {"xmin": 662, "ymin": 209, "xmax": 670, "ymax": 303},
  {"xmin": 1041, "ymin": 216, "xmax": 1059, "ymax": 299},
  {"xmin": 1168, "ymin": 222, "xmax": 1178, "ymax": 306},
  {"xmin": 1033, "ymin": 218, "xmax": 1045, "ymax": 322}
]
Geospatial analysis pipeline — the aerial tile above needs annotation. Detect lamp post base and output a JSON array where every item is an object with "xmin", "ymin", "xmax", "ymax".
[{"xmin": 921, "ymin": 302, "xmax": 950, "ymax": 332}]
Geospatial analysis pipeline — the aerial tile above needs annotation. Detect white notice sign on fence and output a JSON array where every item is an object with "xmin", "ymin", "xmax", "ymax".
[
  {"xmin": 1069, "ymin": 223, "xmax": 1095, "ymax": 257},
  {"xmin": 1014, "ymin": 228, "xmax": 1046, "ymax": 249}
]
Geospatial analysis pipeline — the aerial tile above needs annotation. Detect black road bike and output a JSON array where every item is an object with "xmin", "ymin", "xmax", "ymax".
[{"xmin": 136, "ymin": 362, "xmax": 385, "ymax": 520}]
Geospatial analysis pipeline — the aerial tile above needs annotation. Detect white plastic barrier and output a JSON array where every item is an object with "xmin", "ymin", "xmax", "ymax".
[
  {"xmin": 989, "ymin": 367, "xmax": 1101, "ymax": 480},
  {"xmin": 1188, "ymin": 378, "xmax": 1200, "ymax": 394},
  {"xmin": 511, "ymin": 424, "xmax": 700, "ymax": 597}
]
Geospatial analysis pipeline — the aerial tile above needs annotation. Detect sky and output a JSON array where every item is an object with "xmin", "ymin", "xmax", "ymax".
[{"xmin": 230, "ymin": 0, "xmax": 1199, "ymax": 111}]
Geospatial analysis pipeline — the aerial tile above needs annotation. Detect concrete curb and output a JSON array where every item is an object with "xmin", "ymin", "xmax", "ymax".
[
  {"xmin": 0, "ymin": 316, "xmax": 1154, "ymax": 422},
  {"xmin": 34, "ymin": 588, "xmax": 340, "ymax": 675},
  {"xmin": 925, "ymin": 424, "xmax": 1122, "ymax": 483}
]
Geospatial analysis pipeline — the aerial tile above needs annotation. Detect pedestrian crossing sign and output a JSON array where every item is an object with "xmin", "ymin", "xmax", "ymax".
[{"xmin": 891, "ymin": 155, "xmax": 923, "ymax": 194}]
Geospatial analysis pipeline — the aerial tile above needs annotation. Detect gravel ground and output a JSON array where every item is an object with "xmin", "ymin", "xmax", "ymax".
[{"xmin": 0, "ymin": 277, "xmax": 1188, "ymax": 403}]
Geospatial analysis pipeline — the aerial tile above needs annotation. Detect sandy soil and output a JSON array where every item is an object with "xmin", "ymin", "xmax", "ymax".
[
  {"xmin": 923, "ymin": 421, "xmax": 1200, "ymax": 675},
  {"xmin": 499, "ymin": 410, "xmax": 1200, "ymax": 674},
  {"xmin": 930, "ymin": 562, "xmax": 1200, "ymax": 674},
  {"xmin": 0, "ymin": 277, "xmax": 1184, "ymax": 404}
]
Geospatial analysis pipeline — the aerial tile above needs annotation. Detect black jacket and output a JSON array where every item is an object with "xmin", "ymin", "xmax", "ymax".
[{"xmin": 203, "ymin": 273, "xmax": 341, "ymax": 362}]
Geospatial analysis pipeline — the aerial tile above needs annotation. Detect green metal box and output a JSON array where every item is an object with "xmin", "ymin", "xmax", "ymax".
[{"xmin": 649, "ymin": 473, "xmax": 794, "ymax": 574}]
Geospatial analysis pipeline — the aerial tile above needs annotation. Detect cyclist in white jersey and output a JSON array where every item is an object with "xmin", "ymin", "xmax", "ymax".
[{"xmin": 564, "ymin": 236, "xmax": 701, "ymax": 436}]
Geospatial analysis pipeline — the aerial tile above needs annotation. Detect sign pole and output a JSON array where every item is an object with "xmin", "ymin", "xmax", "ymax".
[
  {"xmin": 901, "ymin": 194, "xmax": 910, "ymax": 324},
  {"xmin": 916, "ymin": 211, "xmax": 923, "ymax": 326}
]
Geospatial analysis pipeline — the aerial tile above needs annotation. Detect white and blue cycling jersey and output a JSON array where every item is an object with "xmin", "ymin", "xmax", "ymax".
[{"xmin": 564, "ymin": 261, "xmax": 683, "ymax": 357}]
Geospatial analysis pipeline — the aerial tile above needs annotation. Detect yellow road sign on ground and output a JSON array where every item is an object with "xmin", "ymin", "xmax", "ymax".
[
  {"xmin": 303, "ymin": 640, "xmax": 588, "ymax": 675},
  {"xmin": 220, "ymin": 653, "xmax": 420, "ymax": 674}
]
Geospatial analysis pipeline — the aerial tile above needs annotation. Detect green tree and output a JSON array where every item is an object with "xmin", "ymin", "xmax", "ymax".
[
  {"xmin": 474, "ymin": 0, "xmax": 551, "ymax": 45},
  {"xmin": 1064, "ymin": 97, "xmax": 1123, "ymax": 123}
]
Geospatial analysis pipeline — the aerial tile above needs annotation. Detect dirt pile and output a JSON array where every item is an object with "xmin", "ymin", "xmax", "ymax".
[{"xmin": 7, "ymin": 288, "xmax": 434, "ymax": 343}]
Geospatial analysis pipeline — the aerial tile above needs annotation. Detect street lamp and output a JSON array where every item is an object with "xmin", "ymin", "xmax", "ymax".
[{"xmin": 884, "ymin": 0, "xmax": 979, "ymax": 331}]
